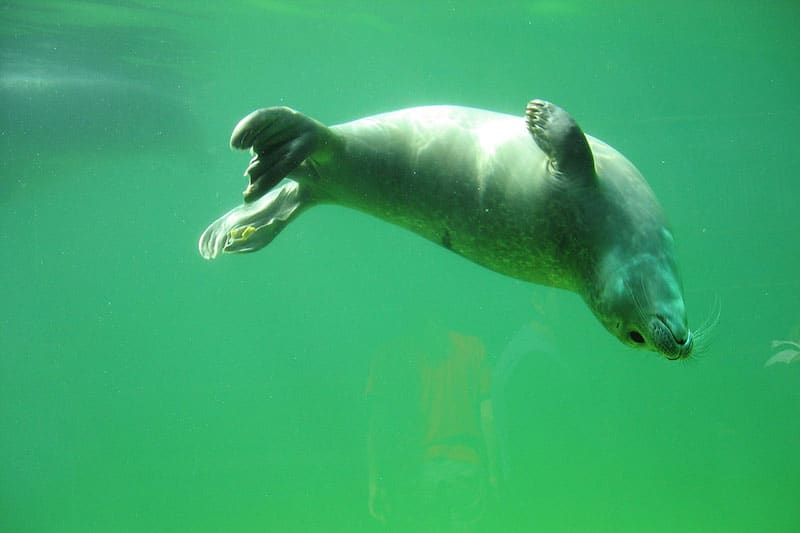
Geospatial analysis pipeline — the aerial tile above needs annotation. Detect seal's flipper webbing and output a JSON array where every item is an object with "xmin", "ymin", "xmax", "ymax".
[
  {"xmin": 198, "ymin": 179, "xmax": 310, "ymax": 259},
  {"xmin": 525, "ymin": 100, "xmax": 595, "ymax": 184},
  {"xmin": 230, "ymin": 107, "xmax": 336, "ymax": 203}
]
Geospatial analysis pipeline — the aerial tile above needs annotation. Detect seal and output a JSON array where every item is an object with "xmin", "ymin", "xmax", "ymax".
[{"xmin": 199, "ymin": 100, "xmax": 692, "ymax": 359}]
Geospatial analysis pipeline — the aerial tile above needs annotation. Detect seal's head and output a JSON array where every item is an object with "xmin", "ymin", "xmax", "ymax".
[
  {"xmin": 589, "ymin": 228, "xmax": 693, "ymax": 360},
  {"xmin": 525, "ymin": 99, "xmax": 693, "ymax": 359}
]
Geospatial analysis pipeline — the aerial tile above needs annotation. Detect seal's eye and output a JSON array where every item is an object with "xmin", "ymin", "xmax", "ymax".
[{"xmin": 629, "ymin": 331, "xmax": 645, "ymax": 344}]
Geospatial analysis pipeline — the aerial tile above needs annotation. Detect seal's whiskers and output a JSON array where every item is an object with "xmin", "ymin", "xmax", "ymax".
[
  {"xmin": 690, "ymin": 295, "xmax": 721, "ymax": 356},
  {"xmin": 623, "ymin": 275, "xmax": 648, "ymax": 325}
]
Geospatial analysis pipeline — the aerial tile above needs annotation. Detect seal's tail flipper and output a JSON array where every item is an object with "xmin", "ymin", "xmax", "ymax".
[
  {"xmin": 198, "ymin": 179, "xmax": 310, "ymax": 259},
  {"xmin": 230, "ymin": 106, "xmax": 336, "ymax": 203}
]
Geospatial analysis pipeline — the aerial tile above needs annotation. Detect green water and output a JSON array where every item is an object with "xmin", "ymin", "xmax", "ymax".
[{"xmin": 1, "ymin": 1, "xmax": 798, "ymax": 531}]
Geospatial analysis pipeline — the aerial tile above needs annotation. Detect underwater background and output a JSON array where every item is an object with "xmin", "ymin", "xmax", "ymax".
[{"xmin": 1, "ymin": 1, "xmax": 798, "ymax": 531}]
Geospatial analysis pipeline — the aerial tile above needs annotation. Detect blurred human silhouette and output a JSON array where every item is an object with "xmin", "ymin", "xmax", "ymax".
[
  {"xmin": 491, "ymin": 299, "xmax": 559, "ymax": 490},
  {"xmin": 366, "ymin": 318, "xmax": 497, "ymax": 531}
]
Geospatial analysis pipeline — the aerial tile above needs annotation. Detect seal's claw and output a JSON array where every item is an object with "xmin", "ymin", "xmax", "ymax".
[{"xmin": 525, "ymin": 100, "xmax": 554, "ymax": 156}]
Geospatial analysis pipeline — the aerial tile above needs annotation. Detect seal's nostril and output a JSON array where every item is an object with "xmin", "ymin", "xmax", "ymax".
[{"xmin": 656, "ymin": 315, "xmax": 689, "ymax": 346}]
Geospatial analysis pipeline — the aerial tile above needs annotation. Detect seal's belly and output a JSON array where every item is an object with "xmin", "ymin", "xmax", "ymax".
[{"xmin": 310, "ymin": 107, "xmax": 579, "ymax": 287}]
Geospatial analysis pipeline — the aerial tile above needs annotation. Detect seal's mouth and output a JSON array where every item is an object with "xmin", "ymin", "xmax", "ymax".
[{"xmin": 652, "ymin": 315, "xmax": 693, "ymax": 360}]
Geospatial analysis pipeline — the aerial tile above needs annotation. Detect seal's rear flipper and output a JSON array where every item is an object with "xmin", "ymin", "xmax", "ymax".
[
  {"xmin": 230, "ymin": 107, "xmax": 337, "ymax": 203},
  {"xmin": 198, "ymin": 179, "xmax": 310, "ymax": 259}
]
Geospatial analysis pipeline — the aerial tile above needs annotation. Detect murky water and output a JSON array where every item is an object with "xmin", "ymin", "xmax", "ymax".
[{"xmin": 2, "ymin": 2, "xmax": 799, "ymax": 531}]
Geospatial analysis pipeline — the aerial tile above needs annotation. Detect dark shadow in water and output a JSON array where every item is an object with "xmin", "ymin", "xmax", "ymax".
[{"xmin": 0, "ymin": 2, "xmax": 202, "ymax": 197}]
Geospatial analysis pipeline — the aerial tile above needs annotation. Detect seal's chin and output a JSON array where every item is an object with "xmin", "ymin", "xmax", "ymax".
[{"xmin": 651, "ymin": 317, "xmax": 693, "ymax": 360}]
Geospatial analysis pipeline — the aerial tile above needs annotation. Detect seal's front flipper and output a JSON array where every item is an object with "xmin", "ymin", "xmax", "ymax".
[
  {"xmin": 198, "ymin": 179, "xmax": 310, "ymax": 259},
  {"xmin": 525, "ymin": 100, "xmax": 595, "ymax": 184},
  {"xmin": 230, "ymin": 107, "xmax": 337, "ymax": 203}
]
